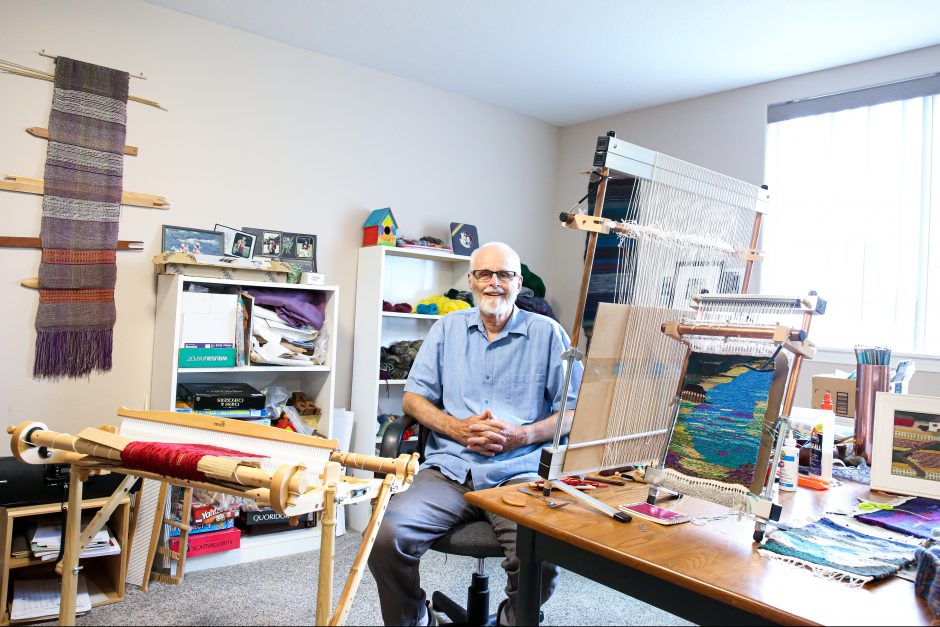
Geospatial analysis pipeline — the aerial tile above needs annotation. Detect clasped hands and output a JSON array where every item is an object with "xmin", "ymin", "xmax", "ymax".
[{"xmin": 451, "ymin": 409, "xmax": 527, "ymax": 457}]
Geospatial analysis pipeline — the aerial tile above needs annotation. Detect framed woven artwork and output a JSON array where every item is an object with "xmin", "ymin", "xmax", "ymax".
[{"xmin": 871, "ymin": 392, "xmax": 940, "ymax": 499}]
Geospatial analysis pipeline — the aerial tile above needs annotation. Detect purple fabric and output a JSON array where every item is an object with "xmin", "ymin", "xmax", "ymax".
[
  {"xmin": 856, "ymin": 497, "xmax": 940, "ymax": 539},
  {"xmin": 247, "ymin": 288, "xmax": 327, "ymax": 330}
]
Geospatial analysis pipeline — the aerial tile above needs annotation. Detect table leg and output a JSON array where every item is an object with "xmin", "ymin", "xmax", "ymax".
[{"xmin": 516, "ymin": 525, "xmax": 541, "ymax": 626}]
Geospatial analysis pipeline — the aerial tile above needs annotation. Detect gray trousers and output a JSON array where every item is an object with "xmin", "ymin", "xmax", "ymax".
[{"xmin": 368, "ymin": 467, "xmax": 559, "ymax": 626}]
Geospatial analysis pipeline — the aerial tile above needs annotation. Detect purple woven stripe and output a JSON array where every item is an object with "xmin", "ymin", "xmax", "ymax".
[
  {"xmin": 42, "ymin": 163, "xmax": 123, "ymax": 204},
  {"xmin": 35, "ymin": 301, "xmax": 117, "ymax": 331},
  {"xmin": 39, "ymin": 263, "xmax": 117, "ymax": 291},
  {"xmin": 35, "ymin": 57, "xmax": 128, "ymax": 379},
  {"xmin": 48, "ymin": 110, "xmax": 126, "ymax": 155},
  {"xmin": 54, "ymin": 57, "xmax": 129, "ymax": 102},
  {"xmin": 39, "ymin": 216, "xmax": 120, "ymax": 251}
]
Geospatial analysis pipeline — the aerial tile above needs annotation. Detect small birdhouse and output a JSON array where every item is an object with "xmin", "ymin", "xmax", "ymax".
[{"xmin": 362, "ymin": 208, "xmax": 398, "ymax": 247}]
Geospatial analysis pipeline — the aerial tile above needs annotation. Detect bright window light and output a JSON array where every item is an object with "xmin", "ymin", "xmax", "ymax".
[{"xmin": 764, "ymin": 92, "xmax": 938, "ymax": 355}]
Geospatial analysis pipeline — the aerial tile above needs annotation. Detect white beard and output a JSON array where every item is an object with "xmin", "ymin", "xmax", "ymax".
[{"xmin": 477, "ymin": 288, "xmax": 516, "ymax": 317}]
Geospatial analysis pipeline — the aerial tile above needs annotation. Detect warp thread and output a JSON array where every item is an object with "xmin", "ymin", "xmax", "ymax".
[{"xmin": 121, "ymin": 441, "xmax": 267, "ymax": 482}]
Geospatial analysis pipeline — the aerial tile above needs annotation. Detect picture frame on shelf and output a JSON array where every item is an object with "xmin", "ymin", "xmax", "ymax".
[
  {"xmin": 671, "ymin": 261, "xmax": 722, "ymax": 309},
  {"xmin": 871, "ymin": 392, "xmax": 940, "ymax": 499},
  {"xmin": 262, "ymin": 231, "xmax": 282, "ymax": 256},
  {"xmin": 215, "ymin": 224, "xmax": 255, "ymax": 259},
  {"xmin": 281, "ymin": 232, "xmax": 318, "ymax": 272},
  {"xmin": 161, "ymin": 225, "xmax": 224, "ymax": 256},
  {"xmin": 450, "ymin": 223, "xmax": 479, "ymax": 256},
  {"xmin": 241, "ymin": 227, "xmax": 279, "ymax": 258}
]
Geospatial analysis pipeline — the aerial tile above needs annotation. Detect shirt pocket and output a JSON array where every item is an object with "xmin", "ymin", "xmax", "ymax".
[{"xmin": 497, "ymin": 372, "xmax": 546, "ymax": 421}]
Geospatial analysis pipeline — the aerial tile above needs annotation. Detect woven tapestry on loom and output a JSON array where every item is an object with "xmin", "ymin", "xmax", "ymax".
[
  {"xmin": 665, "ymin": 352, "xmax": 788, "ymax": 496},
  {"xmin": 758, "ymin": 517, "xmax": 918, "ymax": 587},
  {"xmin": 34, "ymin": 58, "xmax": 129, "ymax": 378}
]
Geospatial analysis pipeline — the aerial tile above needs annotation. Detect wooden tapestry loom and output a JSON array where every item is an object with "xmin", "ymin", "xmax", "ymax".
[
  {"xmin": 538, "ymin": 133, "xmax": 823, "ymax": 539},
  {"xmin": 8, "ymin": 407, "xmax": 419, "ymax": 626}
]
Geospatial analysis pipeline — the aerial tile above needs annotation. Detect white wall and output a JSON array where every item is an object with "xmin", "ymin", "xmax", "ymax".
[
  {"xmin": 549, "ymin": 44, "xmax": 940, "ymax": 405},
  {"xmin": 0, "ymin": 0, "xmax": 559, "ymax": 455}
]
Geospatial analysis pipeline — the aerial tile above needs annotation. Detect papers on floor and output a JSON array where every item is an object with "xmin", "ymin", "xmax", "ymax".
[
  {"xmin": 11, "ymin": 576, "xmax": 91, "ymax": 621},
  {"xmin": 30, "ymin": 520, "xmax": 121, "ymax": 561}
]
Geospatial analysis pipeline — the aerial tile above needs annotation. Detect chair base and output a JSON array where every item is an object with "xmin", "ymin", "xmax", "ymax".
[{"xmin": 431, "ymin": 572, "xmax": 497, "ymax": 626}]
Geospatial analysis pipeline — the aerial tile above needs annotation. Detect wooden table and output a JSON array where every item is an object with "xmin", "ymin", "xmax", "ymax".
[{"xmin": 465, "ymin": 480, "xmax": 931, "ymax": 626}]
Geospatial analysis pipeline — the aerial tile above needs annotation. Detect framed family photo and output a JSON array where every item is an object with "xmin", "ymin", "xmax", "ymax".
[
  {"xmin": 215, "ymin": 224, "xmax": 255, "ymax": 259},
  {"xmin": 281, "ymin": 232, "xmax": 318, "ymax": 272},
  {"xmin": 871, "ymin": 392, "xmax": 940, "ymax": 499},
  {"xmin": 161, "ymin": 225, "xmax": 224, "ymax": 256}
]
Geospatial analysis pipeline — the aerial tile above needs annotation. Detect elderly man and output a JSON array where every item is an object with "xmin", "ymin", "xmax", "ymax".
[{"xmin": 368, "ymin": 241, "xmax": 583, "ymax": 626}]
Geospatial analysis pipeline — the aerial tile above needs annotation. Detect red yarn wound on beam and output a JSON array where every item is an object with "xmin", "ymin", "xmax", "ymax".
[{"xmin": 121, "ymin": 441, "xmax": 267, "ymax": 482}]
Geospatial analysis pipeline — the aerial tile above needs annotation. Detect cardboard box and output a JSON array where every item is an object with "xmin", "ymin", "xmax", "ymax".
[
  {"xmin": 180, "ymin": 292, "xmax": 238, "ymax": 348},
  {"xmin": 169, "ymin": 526, "xmax": 240, "ymax": 559},
  {"xmin": 153, "ymin": 252, "xmax": 291, "ymax": 283},
  {"xmin": 178, "ymin": 347, "xmax": 236, "ymax": 368},
  {"xmin": 811, "ymin": 374, "xmax": 856, "ymax": 418}
]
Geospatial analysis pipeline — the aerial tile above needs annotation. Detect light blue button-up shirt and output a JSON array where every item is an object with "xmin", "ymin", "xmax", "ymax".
[{"xmin": 404, "ymin": 306, "xmax": 583, "ymax": 490}]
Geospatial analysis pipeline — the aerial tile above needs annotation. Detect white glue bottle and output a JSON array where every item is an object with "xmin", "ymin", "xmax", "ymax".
[
  {"xmin": 809, "ymin": 393, "xmax": 835, "ymax": 482},
  {"xmin": 779, "ymin": 431, "xmax": 799, "ymax": 492}
]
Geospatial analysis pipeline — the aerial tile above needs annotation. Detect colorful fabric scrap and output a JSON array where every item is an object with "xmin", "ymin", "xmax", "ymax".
[
  {"xmin": 34, "ymin": 57, "xmax": 129, "ymax": 378},
  {"xmin": 856, "ymin": 496, "xmax": 940, "ymax": 540},
  {"xmin": 915, "ymin": 545, "xmax": 940, "ymax": 616},
  {"xmin": 758, "ymin": 517, "xmax": 918, "ymax": 586}
]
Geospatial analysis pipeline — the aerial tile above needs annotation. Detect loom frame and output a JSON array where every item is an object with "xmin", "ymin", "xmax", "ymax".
[{"xmin": 8, "ymin": 407, "xmax": 418, "ymax": 626}]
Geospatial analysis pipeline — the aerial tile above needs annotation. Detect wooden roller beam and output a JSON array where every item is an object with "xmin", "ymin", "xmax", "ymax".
[
  {"xmin": 0, "ymin": 175, "xmax": 169, "ymax": 209},
  {"xmin": 27, "ymin": 127, "xmax": 138, "ymax": 156}
]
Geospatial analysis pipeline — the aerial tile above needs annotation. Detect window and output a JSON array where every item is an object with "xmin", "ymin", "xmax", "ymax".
[{"xmin": 763, "ymin": 75, "xmax": 940, "ymax": 355}]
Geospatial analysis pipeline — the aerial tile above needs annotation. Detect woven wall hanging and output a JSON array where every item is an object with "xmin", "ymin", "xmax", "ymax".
[{"xmin": 34, "ymin": 57, "xmax": 129, "ymax": 378}]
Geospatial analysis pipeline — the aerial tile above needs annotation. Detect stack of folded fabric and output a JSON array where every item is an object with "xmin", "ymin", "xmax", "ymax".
[{"xmin": 247, "ymin": 288, "xmax": 328, "ymax": 366}]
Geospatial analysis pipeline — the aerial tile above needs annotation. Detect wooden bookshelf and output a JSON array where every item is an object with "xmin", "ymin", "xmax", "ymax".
[{"xmin": 0, "ymin": 495, "xmax": 129, "ymax": 625}]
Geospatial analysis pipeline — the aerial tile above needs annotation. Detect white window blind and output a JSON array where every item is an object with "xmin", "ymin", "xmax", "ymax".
[{"xmin": 763, "ymin": 78, "xmax": 940, "ymax": 355}]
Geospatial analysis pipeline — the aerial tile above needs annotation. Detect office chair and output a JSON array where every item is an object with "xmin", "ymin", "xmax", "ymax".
[{"xmin": 380, "ymin": 415, "xmax": 502, "ymax": 626}]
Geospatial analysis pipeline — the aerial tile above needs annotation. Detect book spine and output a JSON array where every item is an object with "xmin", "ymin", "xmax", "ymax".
[
  {"xmin": 174, "ymin": 408, "xmax": 271, "ymax": 417},
  {"xmin": 187, "ymin": 394, "xmax": 266, "ymax": 411}
]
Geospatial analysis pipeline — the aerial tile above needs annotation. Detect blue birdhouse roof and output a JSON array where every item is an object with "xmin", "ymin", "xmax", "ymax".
[{"xmin": 363, "ymin": 208, "xmax": 398, "ymax": 228}]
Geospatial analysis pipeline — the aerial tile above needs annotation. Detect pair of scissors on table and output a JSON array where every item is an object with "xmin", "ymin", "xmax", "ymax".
[{"xmin": 857, "ymin": 497, "xmax": 929, "ymax": 518}]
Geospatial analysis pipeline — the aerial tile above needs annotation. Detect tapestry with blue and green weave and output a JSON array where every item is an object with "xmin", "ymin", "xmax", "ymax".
[{"xmin": 665, "ymin": 352, "xmax": 785, "ymax": 495}]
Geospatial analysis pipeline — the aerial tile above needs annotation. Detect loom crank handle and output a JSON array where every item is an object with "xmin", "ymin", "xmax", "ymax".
[{"xmin": 549, "ymin": 480, "xmax": 632, "ymax": 523}]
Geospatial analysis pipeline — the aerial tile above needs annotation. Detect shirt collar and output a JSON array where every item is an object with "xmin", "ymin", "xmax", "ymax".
[{"xmin": 467, "ymin": 306, "xmax": 529, "ymax": 338}]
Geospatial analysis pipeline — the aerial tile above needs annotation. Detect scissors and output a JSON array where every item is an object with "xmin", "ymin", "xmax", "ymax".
[{"xmin": 857, "ymin": 498, "xmax": 929, "ymax": 519}]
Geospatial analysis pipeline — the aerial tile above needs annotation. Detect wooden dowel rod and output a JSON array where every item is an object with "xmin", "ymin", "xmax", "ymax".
[
  {"xmin": 0, "ymin": 175, "xmax": 169, "ymax": 209},
  {"xmin": 0, "ymin": 236, "xmax": 144, "ymax": 250},
  {"xmin": 38, "ymin": 50, "xmax": 147, "ymax": 80},
  {"xmin": 316, "ymin": 485, "xmax": 337, "ymax": 626},
  {"xmin": 1, "ymin": 64, "xmax": 166, "ymax": 110},
  {"xmin": 27, "ymin": 127, "xmax": 138, "ymax": 156}
]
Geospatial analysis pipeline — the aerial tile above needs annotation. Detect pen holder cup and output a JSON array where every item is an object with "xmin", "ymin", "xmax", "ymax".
[{"xmin": 854, "ymin": 364, "xmax": 890, "ymax": 464}]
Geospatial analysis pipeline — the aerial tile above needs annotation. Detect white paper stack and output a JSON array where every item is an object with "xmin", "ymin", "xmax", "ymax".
[
  {"xmin": 30, "ymin": 521, "xmax": 121, "ymax": 561},
  {"xmin": 11, "ymin": 576, "xmax": 91, "ymax": 621}
]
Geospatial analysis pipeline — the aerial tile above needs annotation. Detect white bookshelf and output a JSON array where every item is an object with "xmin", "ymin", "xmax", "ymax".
[
  {"xmin": 151, "ymin": 274, "xmax": 338, "ymax": 436},
  {"xmin": 147, "ymin": 273, "xmax": 340, "ymax": 569},
  {"xmin": 349, "ymin": 246, "xmax": 471, "ymax": 529}
]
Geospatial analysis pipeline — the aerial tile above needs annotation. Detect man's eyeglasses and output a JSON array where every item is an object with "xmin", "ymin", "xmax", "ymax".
[{"xmin": 470, "ymin": 269, "xmax": 518, "ymax": 283}]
